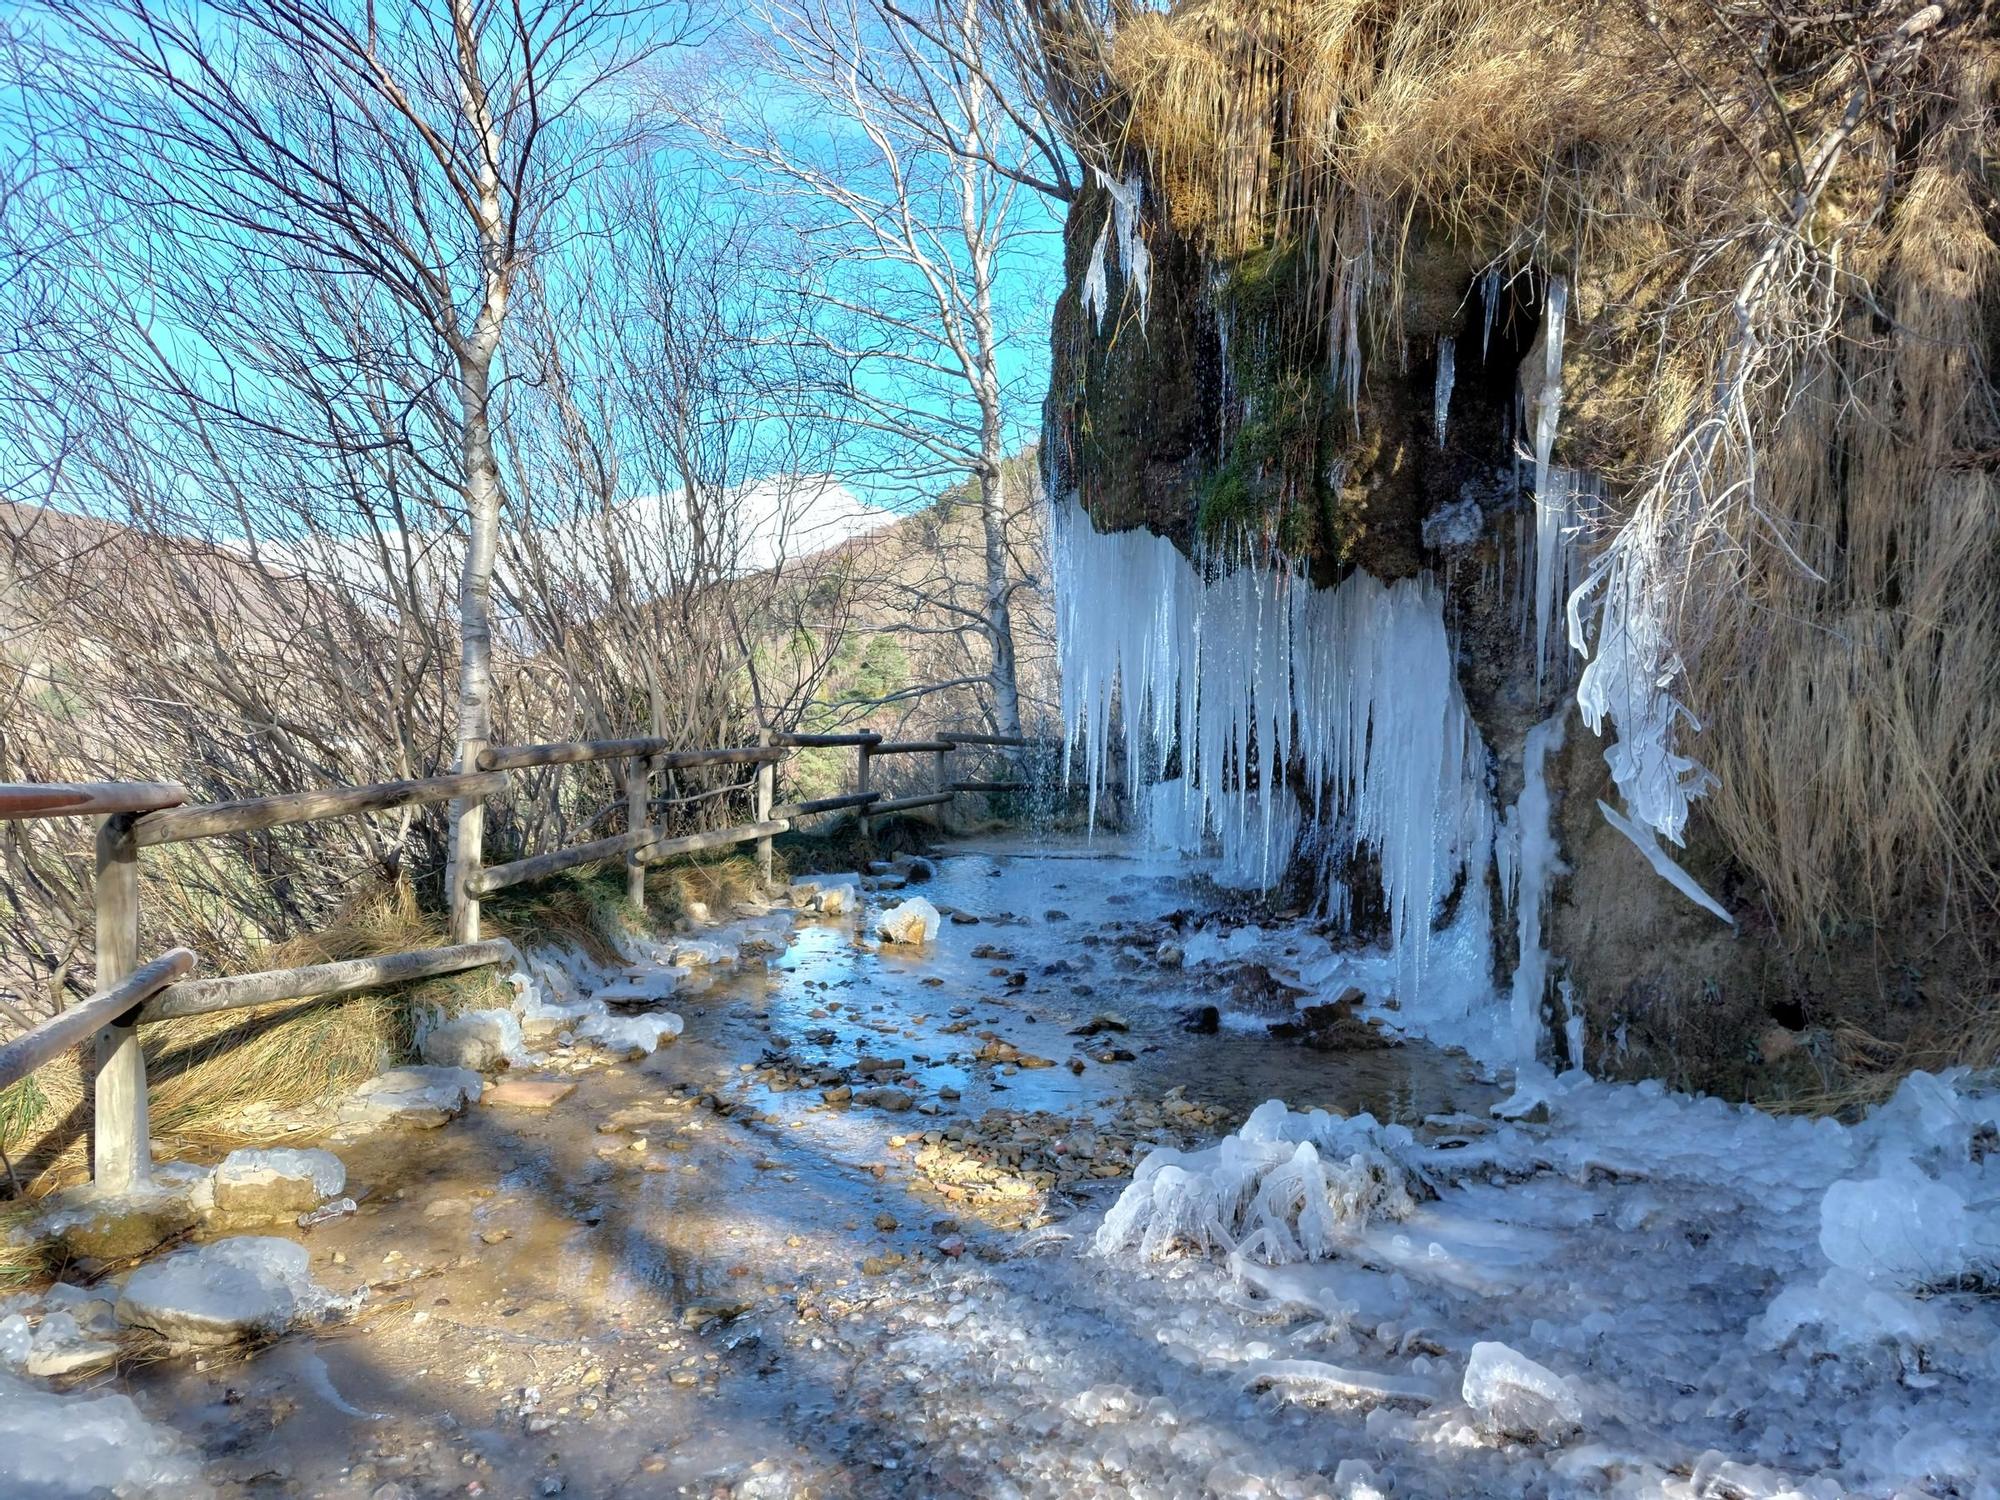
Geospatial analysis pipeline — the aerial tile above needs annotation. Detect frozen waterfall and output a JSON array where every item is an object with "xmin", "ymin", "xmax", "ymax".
[{"xmin": 1052, "ymin": 498, "xmax": 1498, "ymax": 1030}]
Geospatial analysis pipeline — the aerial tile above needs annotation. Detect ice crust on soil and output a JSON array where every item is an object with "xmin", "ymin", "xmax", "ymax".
[
  {"xmin": 1065, "ymin": 1065, "xmax": 2000, "ymax": 1498},
  {"xmin": 0, "ymin": 1371, "xmax": 209, "ymax": 1497},
  {"xmin": 115, "ymin": 1235, "xmax": 354, "ymax": 1346}
]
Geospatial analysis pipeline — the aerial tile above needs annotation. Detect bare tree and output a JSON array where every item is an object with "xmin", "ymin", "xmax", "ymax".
[
  {"xmin": 686, "ymin": 0, "xmax": 1070, "ymax": 742},
  {"xmin": 31, "ymin": 0, "xmax": 682, "ymax": 938}
]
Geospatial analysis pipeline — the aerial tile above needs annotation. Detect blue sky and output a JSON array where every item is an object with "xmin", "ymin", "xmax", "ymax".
[{"xmin": 0, "ymin": 1, "xmax": 1074, "ymax": 536}]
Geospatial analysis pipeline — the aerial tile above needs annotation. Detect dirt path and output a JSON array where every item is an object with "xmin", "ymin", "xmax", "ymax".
[{"xmin": 115, "ymin": 837, "xmax": 1487, "ymax": 1499}]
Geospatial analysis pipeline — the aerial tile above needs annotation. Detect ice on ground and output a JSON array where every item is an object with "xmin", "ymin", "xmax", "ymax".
[
  {"xmin": 0, "ymin": 1371, "xmax": 209, "ymax": 1497},
  {"xmin": 212, "ymin": 1147, "xmax": 345, "ymax": 1216},
  {"xmin": 577, "ymin": 1009, "xmax": 683, "ymax": 1057},
  {"xmin": 875, "ymin": 897, "xmax": 942, "ymax": 945},
  {"xmin": 1462, "ymin": 1341, "xmax": 1583, "ymax": 1442},
  {"xmin": 339, "ymin": 1066, "xmax": 482, "ymax": 1128},
  {"xmin": 1094, "ymin": 1099, "xmax": 1419, "ymax": 1263},
  {"xmin": 417, "ymin": 1006, "xmax": 527, "ymax": 1071},
  {"xmin": 116, "ymin": 1235, "xmax": 354, "ymax": 1345},
  {"xmin": 1070, "ymin": 1059, "xmax": 2000, "ymax": 1497}
]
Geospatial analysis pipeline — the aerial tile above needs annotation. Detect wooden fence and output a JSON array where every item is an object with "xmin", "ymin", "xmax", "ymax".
[{"xmin": 0, "ymin": 728, "xmax": 1031, "ymax": 1195}]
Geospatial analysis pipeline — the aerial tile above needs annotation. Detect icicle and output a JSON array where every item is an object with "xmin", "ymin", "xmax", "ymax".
[
  {"xmin": 1081, "ymin": 223, "xmax": 1111, "ymax": 333},
  {"xmin": 1525, "ymin": 278, "xmax": 1572, "ymax": 695},
  {"xmin": 1091, "ymin": 168, "xmax": 1151, "ymax": 330},
  {"xmin": 1532, "ymin": 275, "xmax": 1567, "ymax": 498},
  {"xmin": 1433, "ymin": 337, "xmax": 1456, "ymax": 447},
  {"xmin": 1567, "ymin": 520, "xmax": 1717, "ymax": 844},
  {"xmin": 1595, "ymin": 798, "xmax": 1732, "ymax": 922},
  {"xmin": 1053, "ymin": 496, "xmax": 1496, "ymax": 1019},
  {"xmin": 1560, "ymin": 981, "xmax": 1585, "ymax": 1075},
  {"xmin": 1505, "ymin": 712, "xmax": 1568, "ymax": 1064},
  {"xmin": 1480, "ymin": 267, "xmax": 1502, "ymax": 361}
]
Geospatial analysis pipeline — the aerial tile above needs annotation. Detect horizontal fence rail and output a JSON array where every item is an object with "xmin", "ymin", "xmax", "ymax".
[
  {"xmin": 0, "ymin": 722, "xmax": 1049, "ymax": 1195},
  {"xmin": 479, "ymin": 739, "xmax": 784, "ymax": 772},
  {"xmin": 139, "ymin": 942, "xmax": 515, "ymax": 1023},
  {"xmin": 640, "ymin": 817, "xmax": 790, "ymax": 864},
  {"xmin": 0, "ymin": 949, "xmax": 195, "ymax": 1095},
  {"xmin": 134, "ymin": 772, "xmax": 508, "ymax": 846},
  {"xmin": 0, "ymin": 781, "xmax": 187, "ymax": 820},
  {"xmin": 770, "ymin": 790, "xmax": 882, "ymax": 819}
]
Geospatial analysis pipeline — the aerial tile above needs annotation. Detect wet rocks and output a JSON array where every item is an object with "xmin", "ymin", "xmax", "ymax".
[
  {"xmin": 213, "ymin": 1147, "xmax": 346, "ymax": 1219},
  {"xmin": 1068, "ymin": 1013, "xmax": 1130, "ymax": 1036},
  {"xmin": 1180, "ymin": 1004, "xmax": 1222, "ymax": 1034},
  {"xmin": 485, "ymin": 1078, "xmax": 578, "ymax": 1110},
  {"xmin": 1228, "ymin": 963, "xmax": 1312, "ymax": 1016},
  {"xmin": 854, "ymin": 1087, "xmax": 914, "ymax": 1112},
  {"xmin": 116, "ymin": 1236, "xmax": 344, "ymax": 1346},
  {"xmin": 593, "ymin": 973, "xmax": 684, "ymax": 1010},
  {"xmin": 419, "ymin": 1009, "xmax": 524, "ymax": 1071},
  {"xmin": 1267, "ymin": 989, "xmax": 1392, "ymax": 1051},
  {"xmin": 340, "ymin": 1066, "xmax": 484, "ymax": 1128},
  {"xmin": 39, "ymin": 1172, "xmax": 209, "ymax": 1262}
]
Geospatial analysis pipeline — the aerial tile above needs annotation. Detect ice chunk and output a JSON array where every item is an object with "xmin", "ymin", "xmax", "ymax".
[
  {"xmin": 0, "ymin": 1371, "xmax": 207, "ymax": 1496},
  {"xmin": 1753, "ymin": 1267, "xmax": 1938, "ymax": 1354},
  {"xmin": 577, "ymin": 1009, "xmax": 683, "ymax": 1057},
  {"xmin": 116, "ymin": 1235, "xmax": 351, "ymax": 1345},
  {"xmin": 418, "ymin": 1007, "xmax": 525, "ymax": 1070},
  {"xmin": 1819, "ymin": 1159, "xmax": 1978, "ymax": 1285},
  {"xmin": 1461, "ymin": 1340, "xmax": 1583, "ymax": 1443},
  {"xmin": 213, "ymin": 1147, "xmax": 346, "ymax": 1217},
  {"xmin": 1094, "ymin": 1101, "xmax": 1418, "ymax": 1263},
  {"xmin": 1241, "ymin": 1357, "xmax": 1436, "ymax": 1408},
  {"xmin": 0, "ymin": 1313, "xmax": 28, "ymax": 1366},
  {"xmin": 339, "ymin": 1065, "xmax": 483, "ymax": 1127},
  {"xmin": 875, "ymin": 897, "xmax": 941, "ymax": 945}
]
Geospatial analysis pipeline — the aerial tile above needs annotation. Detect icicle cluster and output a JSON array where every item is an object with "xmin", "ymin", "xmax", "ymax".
[
  {"xmin": 1082, "ymin": 168, "xmax": 1151, "ymax": 332},
  {"xmin": 1511, "ymin": 271, "xmax": 1716, "ymax": 848},
  {"xmin": 1092, "ymin": 1100, "xmax": 1419, "ymax": 1264},
  {"xmin": 1053, "ymin": 497, "xmax": 1496, "ymax": 1014}
]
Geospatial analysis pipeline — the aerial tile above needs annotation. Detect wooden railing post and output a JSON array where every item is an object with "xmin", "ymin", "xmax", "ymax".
[
  {"xmin": 447, "ymin": 777, "xmax": 487, "ymax": 944},
  {"xmin": 753, "ymin": 729, "xmax": 776, "ymax": 888},
  {"xmin": 625, "ymin": 755, "xmax": 652, "ymax": 912},
  {"xmin": 92, "ymin": 813, "xmax": 149, "ymax": 1192},
  {"xmin": 932, "ymin": 746, "xmax": 950, "ymax": 831},
  {"xmin": 857, "ymin": 740, "xmax": 873, "ymax": 841}
]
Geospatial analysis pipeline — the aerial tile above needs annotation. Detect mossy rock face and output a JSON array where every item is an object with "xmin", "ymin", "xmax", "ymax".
[{"xmin": 1045, "ymin": 179, "xmax": 1218, "ymax": 549}]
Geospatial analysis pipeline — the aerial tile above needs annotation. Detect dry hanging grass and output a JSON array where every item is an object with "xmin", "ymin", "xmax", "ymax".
[{"xmin": 1025, "ymin": 0, "xmax": 2000, "ymax": 941}]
